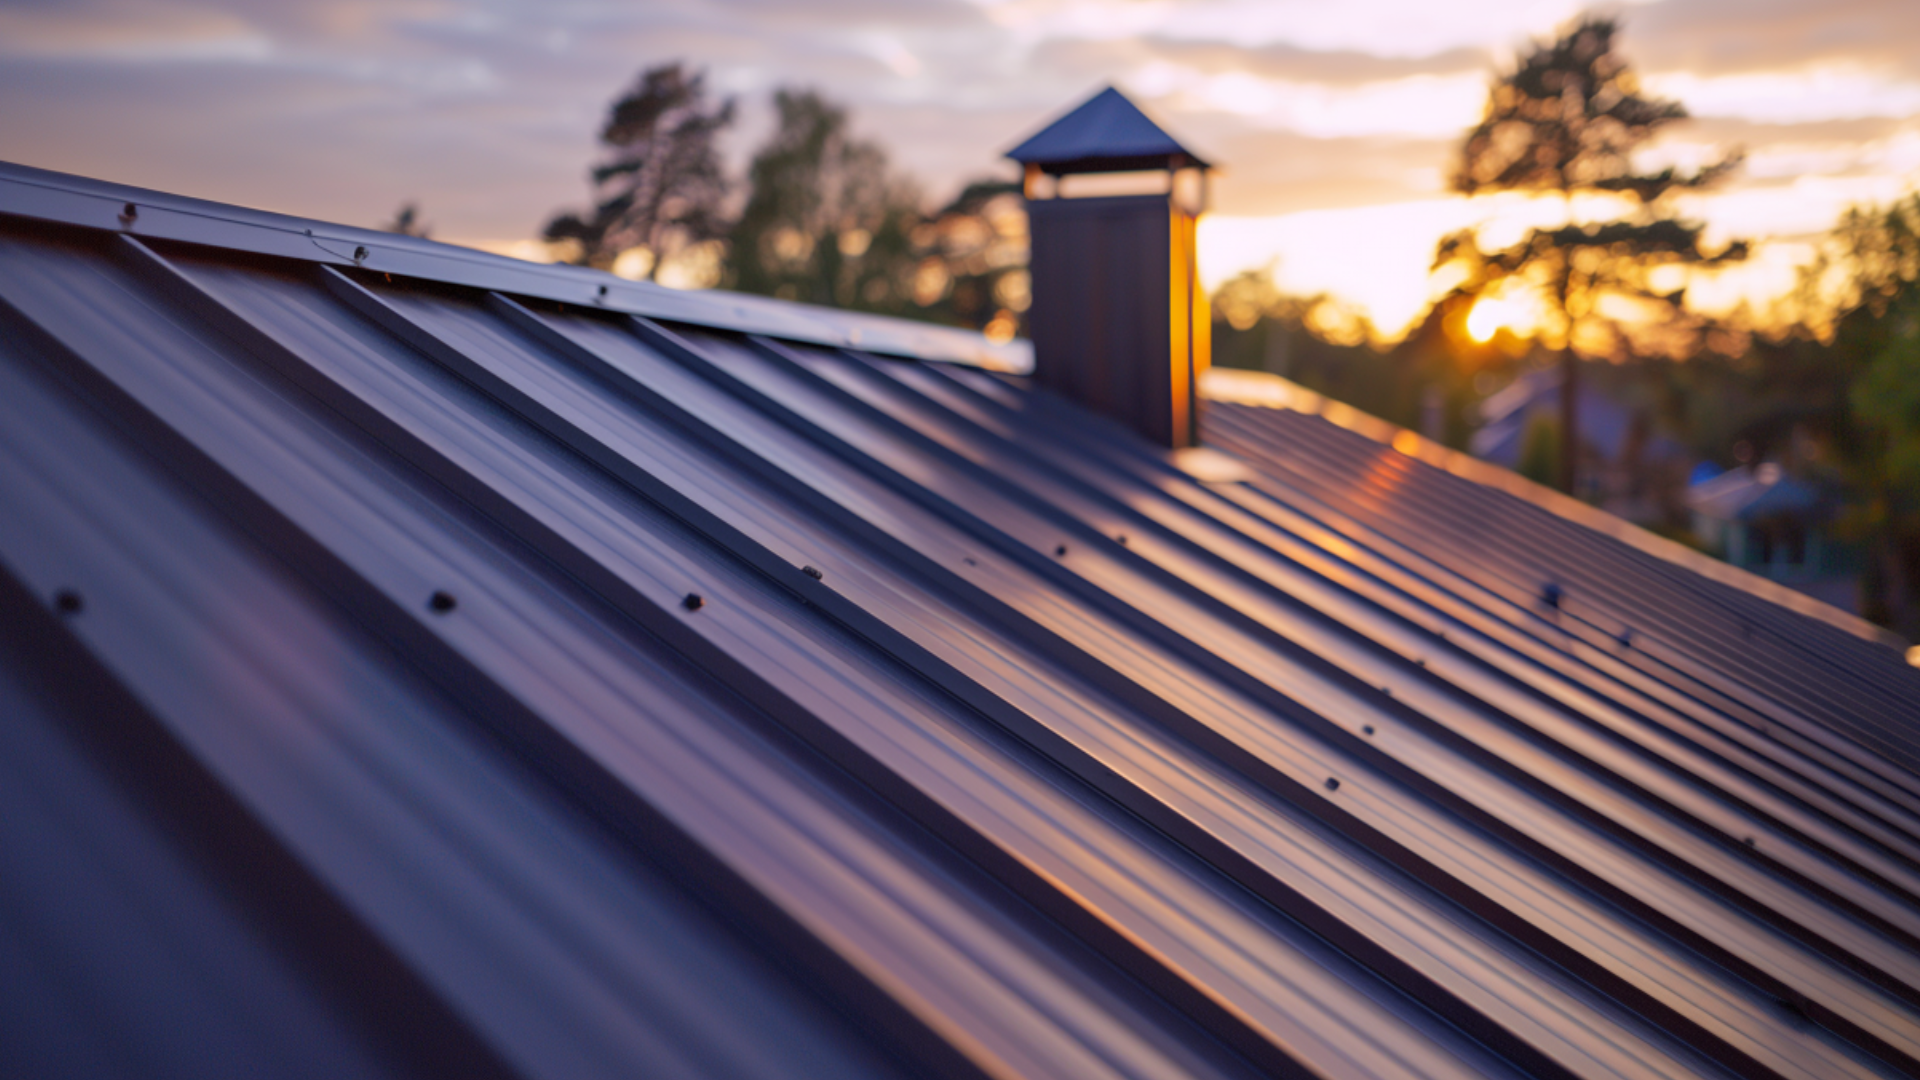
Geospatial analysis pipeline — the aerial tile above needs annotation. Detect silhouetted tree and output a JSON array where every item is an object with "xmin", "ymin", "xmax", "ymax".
[
  {"xmin": 910, "ymin": 179, "xmax": 1029, "ymax": 337},
  {"xmin": 381, "ymin": 202, "xmax": 430, "ymax": 238},
  {"xmin": 1438, "ymin": 15, "xmax": 1746, "ymax": 493},
  {"xmin": 726, "ymin": 89, "xmax": 923, "ymax": 313},
  {"xmin": 545, "ymin": 62, "xmax": 735, "ymax": 276}
]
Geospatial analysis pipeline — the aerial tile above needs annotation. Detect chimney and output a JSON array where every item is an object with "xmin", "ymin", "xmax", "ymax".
[{"xmin": 1007, "ymin": 87, "xmax": 1212, "ymax": 447}]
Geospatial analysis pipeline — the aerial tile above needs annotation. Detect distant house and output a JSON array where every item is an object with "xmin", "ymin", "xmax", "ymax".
[
  {"xmin": 1469, "ymin": 365, "xmax": 1692, "ymax": 525},
  {"xmin": 1686, "ymin": 461, "xmax": 1859, "ymax": 609}
]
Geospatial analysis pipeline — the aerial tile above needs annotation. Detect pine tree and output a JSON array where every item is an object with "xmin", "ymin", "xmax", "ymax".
[
  {"xmin": 1440, "ymin": 15, "xmax": 1745, "ymax": 493},
  {"xmin": 544, "ymin": 62, "xmax": 735, "ymax": 276}
]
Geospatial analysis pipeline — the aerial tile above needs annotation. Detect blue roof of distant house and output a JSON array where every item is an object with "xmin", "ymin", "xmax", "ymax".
[
  {"xmin": 1688, "ymin": 462, "xmax": 1825, "ymax": 522},
  {"xmin": 1470, "ymin": 366, "xmax": 1679, "ymax": 467},
  {"xmin": 1006, "ymin": 86, "xmax": 1210, "ymax": 173}
]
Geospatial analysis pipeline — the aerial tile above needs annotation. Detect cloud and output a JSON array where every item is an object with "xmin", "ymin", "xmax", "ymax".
[
  {"xmin": 1167, "ymin": 121, "xmax": 1456, "ymax": 214},
  {"xmin": 1629, "ymin": 0, "xmax": 1920, "ymax": 80},
  {"xmin": 1137, "ymin": 37, "xmax": 1491, "ymax": 86},
  {"xmin": 976, "ymin": 0, "xmax": 1593, "ymax": 59},
  {"xmin": 0, "ymin": 2, "xmax": 273, "ymax": 61},
  {"xmin": 1647, "ymin": 67, "xmax": 1920, "ymax": 126}
]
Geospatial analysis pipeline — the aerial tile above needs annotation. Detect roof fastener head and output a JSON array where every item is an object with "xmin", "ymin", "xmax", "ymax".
[
  {"xmin": 53, "ymin": 589, "xmax": 84, "ymax": 615},
  {"xmin": 353, "ymin": 245, "xmax": 369, "ymax": 261},
  {"xmin": 1324, "ymin": 777, "xmax": 1340, "ymax": 791},
  {"xmin": 802, "ymin": 566, "xmax": 823, "ymax": 580},
  {"xmin": 428, "ymin": 590, "xmax": 457, "ymax": 613},
  {"xmin": 1054, "ymin": 544, "xmax": 1068, "ymax": 557},
  {"xmin": 682, "ymin": 592, "xmax": 705, "ymax": 611},
  {"xmin": 1361, "ymin": 725, "xmax": 1375, "ymax": 736}
]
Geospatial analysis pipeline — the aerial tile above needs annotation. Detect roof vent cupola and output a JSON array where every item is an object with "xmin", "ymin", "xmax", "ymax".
[{"xmin": 1007, "ymin": 87, "xmax": 1212, "ymax": 447}]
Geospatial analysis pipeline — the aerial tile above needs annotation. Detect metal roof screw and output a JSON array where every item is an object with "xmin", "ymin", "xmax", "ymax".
[
  {"xmin": 597, "ymin": 284, "xmax": 609, "ymax": 299},
  {"xmin": 1054, "ymin": 544, "xmax": 1068, "ymax": 557},
  {"xmin": 962, "ymin": 556, "xmax": 977, "ymax": 567},
  {"xmin": 1618, "ymin": 628, "xmax": 1635, "ymax": 648},
  {"xmin": 1542, "ymin": 582, "xmax": 1563, "ymax": 609},
  {"xmin": 428, "ymin": 590, "xmax": 457, "ymax": 613},
  {"xmin": 1743, "ymin": 836, "xmax": 1756, "ymax": 846},
  {"xmin": 1415, "ymin": 657, "xmax": 1426, "ymax": 667},
  {"xmin": 682, "ymin": 592, "xmax": 705, "ymax": 611},
  {"xmin": 353, "ymin": 245, "xmax": 369, "ymax": 262},
  {"xmin": 1381, "ymin": 686, "xmax": 1392, "ymax": 696},
  {"xmin": 53, "ymin": 589, "xmax": 84, "ymax": 615},
  {"xmin": 1324, "ymin": 777, "xmax": 1340, "ymax": 792},
  {"xmin": 1115, "ymin": 533, "xmax": 1128, "ymax": 545},
  {"xmin": 802, "ymin": 566, "xmax": 823, "ymax": 580},
  {"xmin": 1362, "ymin": 725, "xmax": 1375, "ymax": 736},
  {"xmin": 118, "ymin": 202, "xmax": 138, "ymax": 224}
]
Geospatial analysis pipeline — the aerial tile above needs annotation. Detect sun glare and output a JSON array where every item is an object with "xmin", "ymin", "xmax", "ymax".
[
  {"xmin": 1197, "ymin": 182, "xmax": 1862, "ymax": 345},
  {"xmin": 1465, "ymin": 294, "xmax": 1536, "ymax": 344}
]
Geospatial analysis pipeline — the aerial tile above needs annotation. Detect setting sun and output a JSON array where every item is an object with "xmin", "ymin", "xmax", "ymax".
[{"xmin": 1465, "ymin": 293, "xmax": 1541, "ymax": 344}]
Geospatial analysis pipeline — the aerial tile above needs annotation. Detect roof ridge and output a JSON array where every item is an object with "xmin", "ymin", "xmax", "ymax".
[{"xmin": 0, "ymin": 159, "xmax": 1033, "ymax": 373}]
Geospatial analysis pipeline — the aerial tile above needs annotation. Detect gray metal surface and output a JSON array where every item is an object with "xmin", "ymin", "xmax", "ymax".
[{"xmin": 4, "ymin": 164, "xmax": 1920, "ymax": 1080}]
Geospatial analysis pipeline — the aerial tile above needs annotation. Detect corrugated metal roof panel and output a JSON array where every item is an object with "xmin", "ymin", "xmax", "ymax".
[{"xmin": 4, "ymin": 165, "xmax": 1919, "ymax": 1079}]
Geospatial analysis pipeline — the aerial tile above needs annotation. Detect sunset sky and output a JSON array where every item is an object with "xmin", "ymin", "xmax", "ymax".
[{"xmin": 5, "ymin": 0, "xmax": 1918, "ymax": 338}]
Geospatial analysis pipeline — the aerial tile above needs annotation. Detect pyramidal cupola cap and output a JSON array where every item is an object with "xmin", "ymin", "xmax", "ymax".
[{"xmin": 1005, "ymin": 86, "xmax": 1210, "ymax": 175}]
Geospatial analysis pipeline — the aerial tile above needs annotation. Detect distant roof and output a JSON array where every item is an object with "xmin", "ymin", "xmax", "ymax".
[
  {"xmin": 1468, "ymin": 367, "xmax": 1659, "ymax": 466},
  {"xmin": 6, "ymin": 163, "xmax": 1920, "ymax": 1080},
  {"xmin": 1689, "ymin": 462, "xmax": 1825, "ymax": 522},
  {"xmin": 1006, "ymin": 86, "xmax": 1210, "ymax": 174}
]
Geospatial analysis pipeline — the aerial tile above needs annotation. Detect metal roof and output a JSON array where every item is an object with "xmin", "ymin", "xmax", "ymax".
[
  {"xmin": 4, "ymin": 163, "xmax": 1920, "ymax": 1080},
  {"xmin": 1006, "ymin": 87, "xmax": 1211, "ymax": 174}
]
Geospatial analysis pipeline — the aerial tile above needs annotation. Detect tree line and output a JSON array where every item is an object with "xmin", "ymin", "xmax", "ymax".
[{"xmin": 538, "ymin": 64, "xmax": 1028, "ymax": 342}]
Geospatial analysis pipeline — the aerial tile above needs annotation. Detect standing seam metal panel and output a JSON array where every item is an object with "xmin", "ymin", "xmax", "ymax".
[{"xmin": 3, "ymin": 179, "xmax": 1919, "ymax": 1080}]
